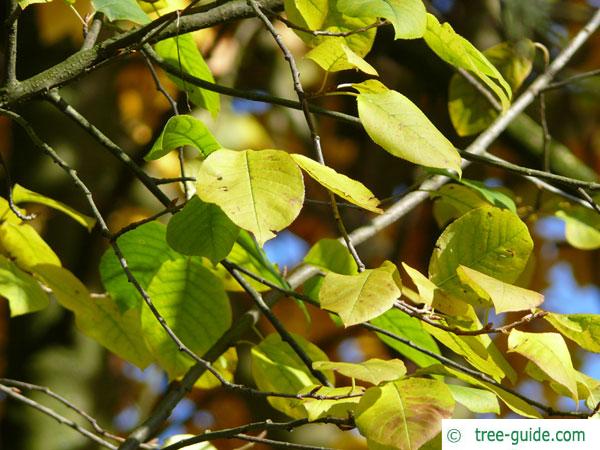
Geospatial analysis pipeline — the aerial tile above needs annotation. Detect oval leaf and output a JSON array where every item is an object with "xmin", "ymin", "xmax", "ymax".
[
  {"xmin": 0, "ymin": 255, "xmax": 48, "ymax": 316},
  {"xmin": 313, "ymin": 358, "xmax": 406, "ymax": 385},
  {"xmin": 196, "ymin": 149, "xmax": 305, "ymax": 246},
  {"xmin": 545, "ymin": 313, "xmax": 600, "ymax": 354},
  {"xmin": 319, "ymin": 261, "xmax": 402, "ymax": 326},
  {"xmin": 291, "ymin": 153, "xmax": 381, "ymax": 213},
  {"xmin": 304, "ymin": 238, "xmax": 358, "ymax": 275},
  {"xmin": 92, "ymin": 0, "xmax": 150, "ymax": 24}
]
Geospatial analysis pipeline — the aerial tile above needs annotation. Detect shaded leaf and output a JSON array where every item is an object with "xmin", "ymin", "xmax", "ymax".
[
  {"xmin": 251, "ymin": 333, "xmax": 334, "ymax": 418},
  {"xmin": 92, "ymin": 0, "xmax": 150, "ymax": 24},
  {"xmin": 142, "ymin": 258, "xmax": 231, "ymax": 378},
  {"xmin": 166, "ymin": 197, "xmax": 239, "ymax": 264},
  {"xmin": 313, "ymin": 358, "xmax": 406, "ymax": 385},
  {"xmin": 155, "ymin": 33, "xmax": 219, "ymax": 115},
  {"xmin": 291, "ymin": 153, "xmax": 381, "ymax": 213},
  {"xmin": 0, "ymin": 255, "xmax": 48, "ymax": 316},
  {"xmin": 458, "ymin": 179, "xmax": 516, "ymax": 212},
  {"xmin": 355, "ymin": 84, "xmax": 462, "ymax": 173},
  {"xmin": 196, "ymin": 149, "xmax": 304, "ymax": 246},
  {"xmin": 304, "ymin": 238, "xmax": 358, "ymax": 275},
  {"xmin": 545, "ymin": 313, "xmax": 600, "ymax": 353},
  {"xmin": 319, "ymin": 261, "xmax": 401, "ymax": 326},
  {"xmin": 194, "ymin": 347, "xmax": 238, "ymax": 390},
  {"xmin": 12, "ymin": 184, "xmax": 96, "ymax": 231},
  {"xmin": 508, "ymin": 329, "xmax": 578, "ymax": 400},
  {"xmin": 338, "ymin": 0, "xmax": 427, "ymax": 39},
  {"xmin": 356, "ymin": 378, "xmax": 454, "ymax": 450},
  {"xmin": 145, "ymin": 115, "xmax": 221, "ymax": 161}
]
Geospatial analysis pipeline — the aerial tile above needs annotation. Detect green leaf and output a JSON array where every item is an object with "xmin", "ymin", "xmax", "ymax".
[
  {"xmin": 355, "ymin": 85, "xmax": 462, "ymax": 173},
  {"xmin": 356, "ymin": 378, "xmax": 454, "ymax": 450},
  {"xmin": 448, "ymin": 384, "xmax": 500, "ymax": 414},
  {"xmin": 458, "ymin": 179, "xmax": 517, "ymax": 212},
  {"xmin": 370, "ymin": 309, "xmax": 441, "ymax": 368},
  {"xmin": 556, "ymin": 207, "xmax": 600, "ymax": 250},
  {"xmin": 401, "ymin": 262, "xmax": 469, "ymax": 316},
  {"xmin": 338, "ymin": 0, "xmax": 427, "ymax": 39},
  {"xmin": 35, "ymin": 264, "xmax": 154, "ymax": 368},
  {"xmin": 313, "ymin": 358, "xmax": 406, "ymax": 385},
  {"xmin": 99, "ymin": 221, "xmax": 181, "ymax": 311},
  {"xmin": 0, "ymin": 221, "xmax": 61, "ymax": 270},
  {"xmin": 299, "ymin": 385, "xmax": 363, "ymax": 421},
  {"xmin": 142, "ymin": 258, "xmax": 231, "ymax": 378},
  {"xmin": 194, "ymin": 347, "xmax": 237, "ymax": 390},
  {"xmin": 166, "ymin": 197, "xmax": 239, "ymax": 264},
  {"xmin": 419, "ymin": 364, "xmax": 541, "ymax": 418},
  {"xmin": 456, "ymin": 265, "xmax": 543, "ymax": 313},
  {"xmin": 18, "ymin": 0, "xmax": 53, "ymax": 9},
  {"xmin": 429, "ymin": 206, "xmax": 533, "ymax": 300},
  {"xmin": 0, "ymin": 255, "xmax": 48, "ymax": 316},
  {"xmin": 12, "ymin": 184, "xmax": 96, "ymax": 231},
  {"xmin": 449, "ymin": 40, "xmax": 535, "ymax": 136},
  {"xmin": 155, "ymin": 33, "xmax": 219, "ymax": 116},
  {"xmin": 251, "ymin": 333, "xmax": 334, "ymax": 418},
  {"xmin": 304, "ymin": 238, "xmax": 358, "ymax": 275},
  {"xmin": 291, "ymin": 153, "xmax": 382, "ymax": 213},
  {"xmin": 196, "ymin": 149, "xmax": 305, "ymax": 246},
  {"xmin": 424, "ymin": 14, "xmax": 511, "ymax": 109},
  {"xmin": 306, "ymin": 39, "xmax": 378, "ymax": 74},
  {"xmin": 92, "ymin": 0, "xmax": 150, "ymax": 24},
  {"xmin": 145, "ymin": 115, "xmax": 221, "ymax": 161},
  {"xmin": 508, "ymin": 329, "xmax": 578, "ymax": 400},
  {"xmin": 284, "ymin": 0, "xmax": 328, "ymax": 30},
  {"xmin": 431, "ymin": 184, "xmax": 489, "ymax": 227},
  {"xmin": 545, "ymin": 313, "xmax": 600, "ymax": 353},
  {"xmin": 319, "ymin": 261, "xmax": 401, "ymax": 326}
]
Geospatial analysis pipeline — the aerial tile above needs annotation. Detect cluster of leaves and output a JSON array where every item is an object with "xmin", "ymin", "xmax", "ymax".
[{"xmin": 4, "ymin": 0, "xmax": 600, "ymax": 449}]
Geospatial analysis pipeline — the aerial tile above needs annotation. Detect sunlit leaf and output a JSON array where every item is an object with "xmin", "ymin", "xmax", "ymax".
[
  {"xmin": 99, "ymin": 222, "xmax": 181, "ymax": 311},
  {"xmin": 145, "ymin": 115, "xmax": 221, "ymax": 161},
  {"xmin": 313, "ymin": 358, "xmax": 406, "ymax": 385},
  {"xmin": 18, "ymin": 0, "xmax": 53, "ymax": 9},
  {"xmin": 194, "ymin": 347, "xmax": 237, "ymax": 389},
  {"xmin": 354, "ymin": 83, "xmax": 462, "ymax": 173},
  {"xmin": 92, "ymin": 0, "xmax": 150, "ymax": 24},
  {"xmin": 196, "ymin": 149, "xmax": 304, "ymax": 246},
  {"xmin": 251, "ymin": 333, "xmax": 334, "ymax": 418},
  {"xmin": 284, "ymin": 0, "xmax": 328, "ymax": 30},
  {"xmin": 431, "ymin": 184, "xmax": 489, "ymax": 227},
  {"xmin": 429, "ymin": 206, "xmax": 533, "ymax": 300},
  {"xmin": 167, "ymin": 197, "xmax": 239, "ymax": 264},
  {"xmin": 319, "ymin": 261, "xmax": 401, "ymax": 326},
  {"xmin": 449, "ymin": 40, "xmax": 535, "ymax": 136},
  {"xmin": 0, "ymin": 255, "xmax": 48, "ymax": 316},
  {"xmin": 300, "ymin": 385, "xmax": 363, "ymax": 421},
  {"xmin": 35, "ymin": 264, "xmax": 154, "ymax": 368},
  {"xmin": 508, "ymin": 329, "xmax": 578, "ymax": 400},
  {"xmin": 338, "ymin": 0, "xmax": 427, "ymax": 39},
  {"xmin": 448, "ymin": 384, "xmax": 500, "ymax": 414},
  {"xmin": 458, "ymin": 179, "xmax": 516, "ymax": 212},
  {"xmin": 306, "ymin": 39, "xmax": 378, "ymax": 74},
  {"xmin": 142, "ymin": 258, "xmax": 231, "ymax": 378},
  {"xmin": 456, "ymin": 265, "xmax": 543, "ymax": 313},
  {"xmin": 371, "ymin": 308, "xmax": 441, "ymax": 367},
  {"xmin": 356, "ymin": 378, "xmax": 454, "ymax": 450},
  {"xmin": 291, "ymin": 153, "xmax": 382, "ymax": 213},
  {"xmin": 163, "ymin": 434, "xmax": 217, "ymax": 450},
  {"xmin": 304, "ymin": 238, "xmax": 358, "ymax": 275},
  {"xmin": 556, "ymin": 207, "xmax": 600, "ymax": 250},
  {"xmin": 424, "ymin": 14, "xmax": 511, "ymax": 109},
  {"xmin": 0, "ymin": 221, "xmax": 61, "ymax": 270},
  {"xmin": 545, "ymin": 313, "xmax": 600, "ymax": 353},
  {"xmin": 155, "ymin": 33, "xmax": 219, "ymax": 116}
]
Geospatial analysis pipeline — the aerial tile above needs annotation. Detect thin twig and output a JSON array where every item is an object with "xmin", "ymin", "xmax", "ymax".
[
  {"xmin": 269, "ymin": 10, "xmax": 387, "ymax": 37},
  {"xmin": 248, "ymin": 0, "xmax": 365, "ymax": 272},
  {"xmin": 3, "ymin": 0, "xmax": 19, "ymax": 87},
  {"xmin": 542, "ymin": 68, "xmax": 600, "ymax": 91},
  {"xmin": 231, "ymin": 435, "xmax": 336, "ymax": 450},
  {"xmin": 82, "ymin": 12, "xmax": 105, "ymax": 51},
  {"xmin": 0, "ymin": 152, "xmax": 36, "ymax": 220},
  {"xmin": 110, "ymin": 202, "xmax": 184, "ymax": 241},
  {"xmin": 0, "ymin": 384, "xmax": 118, "ymax": 450},
  {"xmin": 577, "ymin": 187, "xmax": 600, "ymax": 214}
]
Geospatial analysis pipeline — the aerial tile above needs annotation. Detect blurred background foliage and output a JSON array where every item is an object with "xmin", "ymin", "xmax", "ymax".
[{"xmin": 0, "ymin": 0, "xmax": 599, "ymax": 448}]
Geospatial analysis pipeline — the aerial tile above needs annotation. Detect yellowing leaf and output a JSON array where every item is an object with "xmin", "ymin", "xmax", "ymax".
[
  {"xmin": 304, "ymin": 238, "xmax": 358, "ymax": 275},
  {"xmin": 431, "ymin": 184, "xmax": 489, "ymax": 227},
  {"xmin": 142, "ymin": 258, "xmax": 231, "ymax": 378},
  {"xmin": 545, "ymin": 313, "xmax": 600, "ymax": 354},
  {"xmin": 284, "ymin": 0, "xmax": 328, "ymax": 30},
  {"xmin": 145, "ymin": 115, "xmax": 221, "ymax": 161},
  {"xmin": 456, "ymin": 265, "xmax": 543, "ymax": 313},
  {"xmin": 556, "ymin": 207, "xmax": 600, "ymax": 250},
  {"xmin": 313, "ymin": 358, "xmax": 406, "ymax": 385},
  {"xmin": 448, "ymin": 384, "xmax": 500, "ymax": 414},
  {"xmin": 356, "ymin": 87, "xmax": 462, "ymax": 173},
  {"xmin": 35, "ymin": 264, "xmax": 154, "ymax": 368},
  {"xmin": 508, "ymin": 329, "xmax": 578, "ymax": 400},
  {"xmin": 299, "ymin": 385, "xmax": 363, "ymax": 421},
  {"xmin": 0, "ymin": 221, "xmax": 61, "ymax": 270},
  {"xmin": 291, "ymin": 153, "xmax": 381, "ymax": 213},
  {"xmin": 429, "ymin": 207, "xmax": 533, "ymax": 301},
  {"xmin": 306, "ymin": 39, "xmax": 378, "ymax": 74},
  {"xmin": 356, "ymin": 378, "xmax": 454, "ymax": 450},
  {"xmin": 251, "ymin": 333, "xmax": 334, "ymax": 418},
  {"xmin": 163, "ymin": 435, "xmax": 216, "ymax": 450},
  {"xmin": 338, "ymin": 0, "xmax": 427, "ymax": 39},
  {"xmin": 194, "ymin": 347, "xmax": 237, "ymax": 390},
  {"xmin": 424, "ymin": 14, "xmax": 511, "ymax": 109},
  {"xmin": 319, "ymin": 261, "xmax": 401, "ymax": 326},
  {"xmin": 195, "ymin": 149, "xmax": 304, "ymax": 246},
  {"xmin": 0, "ymin": 255, "xmax": 48, "ymax": 316}
]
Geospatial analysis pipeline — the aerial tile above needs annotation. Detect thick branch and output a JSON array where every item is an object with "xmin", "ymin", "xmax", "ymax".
[{"xmin": 2, "ymin": 0, "xmax": 19, "ymax": 87}]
